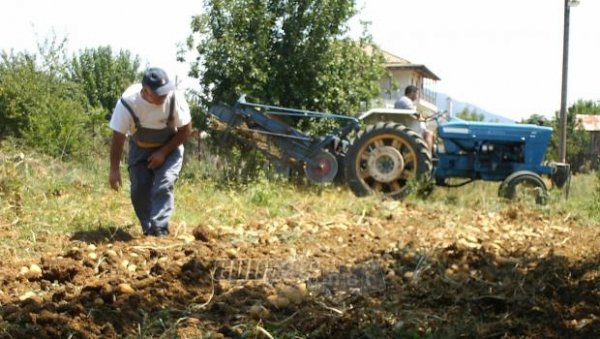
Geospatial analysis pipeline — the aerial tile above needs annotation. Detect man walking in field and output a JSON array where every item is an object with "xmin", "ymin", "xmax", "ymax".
[{"xmin": 108, "ymin": 67, "xmax": 192, "ymax": 237}]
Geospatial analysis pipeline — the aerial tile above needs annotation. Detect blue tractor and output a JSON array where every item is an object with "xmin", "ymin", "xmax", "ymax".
[
  {"xmin": 208, "ymin": 97, "xmax": 570, "ymax": 204},
  {"xmin": 346, "ymin": 110, "xmax": 570, "ymax": 203}
]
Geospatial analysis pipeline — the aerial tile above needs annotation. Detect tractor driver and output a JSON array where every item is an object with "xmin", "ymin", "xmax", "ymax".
[{"xmin": 394, "ymin": 85, "xmax": 435, "ymax": 154}]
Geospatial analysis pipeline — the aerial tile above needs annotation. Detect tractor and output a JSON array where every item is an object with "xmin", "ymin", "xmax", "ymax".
[
  {"xmin": 352, "ymin": 108, "xmax": 570, "ymax": 203},
  {"xmin": 208, "ymin": 96, "xmax": 570, "ymax": 203}
]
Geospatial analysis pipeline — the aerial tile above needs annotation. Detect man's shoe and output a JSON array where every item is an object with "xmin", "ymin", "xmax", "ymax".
[
  {"xmin": 154, "ymin": 228, "xmax": 169, "ymax": 237},
  {"xmin": 147, "ymin": 227, "xmax": 169, "ymax": 237}
]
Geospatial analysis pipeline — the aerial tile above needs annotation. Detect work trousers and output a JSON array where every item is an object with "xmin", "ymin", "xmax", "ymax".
[{"xmin": 127, "ymin": 139, "xmax": 183, "ymax": 234}]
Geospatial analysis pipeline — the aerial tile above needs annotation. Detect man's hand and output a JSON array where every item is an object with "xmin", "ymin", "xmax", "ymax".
[
  {"xmin": 109, "ymin": 131, "xmax": 126, "ymax": 191},
  {"xmin": 147, "ymin": 150, "xmax": 166, "ymax": 169},
  {"xmin": 147, "ymin": 123, "xmax": 192, "ymax": 169},
  {"xmin": 109, "ymin": 169, "xmax": 122, "ymax": 191}
]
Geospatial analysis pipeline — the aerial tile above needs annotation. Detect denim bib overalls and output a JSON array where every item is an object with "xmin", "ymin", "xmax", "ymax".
[{"xmin": 120, "ymin": 95, "xmax": 183, "ymax": 235}]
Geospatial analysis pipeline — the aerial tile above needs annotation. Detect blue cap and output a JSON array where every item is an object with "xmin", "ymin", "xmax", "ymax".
[{"xmin": 142, "ymin": 67, "xmax": 175, "ymax": 96}]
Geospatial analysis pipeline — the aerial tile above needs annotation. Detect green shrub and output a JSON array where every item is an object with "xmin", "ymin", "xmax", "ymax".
[
  {"xmin": 592, "ymin": 170, "xmax": 600, "ymax": 214},
  {"xmin": 68, "ymin": 46, "xmax": 141, "ymax": 116},
  {"xmin": 0, "ymin": 49, "xmax": 99, "ymax": 160}
]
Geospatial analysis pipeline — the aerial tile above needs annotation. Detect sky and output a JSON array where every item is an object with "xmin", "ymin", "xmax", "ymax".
[
  {"xmin": 353, "ymin": 0, "xmax": 599, "ymax": 120},
  {"xmin": 1, "ymin": 0, "xmax": 598, "ymax": 121}
]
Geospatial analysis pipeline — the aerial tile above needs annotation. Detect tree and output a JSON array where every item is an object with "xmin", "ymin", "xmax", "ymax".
[
  {"xmin": 185, "ymin": 0, "xmax": 384, "ymax": 116},
  {"xmin": 521, "ymin": 113, "xmax": 548, "ymax": 126},
  {"xmin": 456, "ymin": 107, "xmax": 484, "ymax": 121},
  {"xmin": 545, "ymin": 100, "xmax": 600, "ymax": 170},
  {"xmin": 0, "ymin": 35, "xmax": 134, "ymax": 159},
  {"xmin": 0, "ymin": 49, "xmax": 91, "ymax": 159},
  {"xmin": 68, "ymin": 46, "xmax": 140, "ymax": 115}
]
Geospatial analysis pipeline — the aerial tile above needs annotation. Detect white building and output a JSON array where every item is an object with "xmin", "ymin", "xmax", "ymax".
[{"xmin": 376, "ymin": 49, "xmax": 441, "ymax": 116}]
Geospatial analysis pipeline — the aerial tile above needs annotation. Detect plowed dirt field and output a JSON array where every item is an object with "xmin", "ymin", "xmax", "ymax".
[{"xmin": 1, "ymin": 202, "xmax": 599, "ymax": 338}]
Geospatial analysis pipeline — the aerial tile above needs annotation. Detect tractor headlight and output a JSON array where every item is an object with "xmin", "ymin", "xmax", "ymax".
[{"xmin": 481, "ymin": 143, "xmax": 494, "ymax": 153}]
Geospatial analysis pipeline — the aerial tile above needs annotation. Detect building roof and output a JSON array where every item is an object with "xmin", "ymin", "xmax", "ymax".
[
  {"xmin": 380, "ymin": 50, "xmax": 411, "ymax": 64},
  {"xmin": 576, "ymin": 114, "xmax": 600, "ymax": 132},
  {"xmin": 385, "ymin": 64, "xmax": 441, "ymax": 81},
  {"xmin": 381, "ymin": 50, "xmax": 441, "ymax": 81}
]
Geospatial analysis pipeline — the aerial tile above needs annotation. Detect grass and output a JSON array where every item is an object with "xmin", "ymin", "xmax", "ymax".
[
  {"xmin": 1, "ymin": 144, "xmax": 598, "ymax": 256},
  {"xmin": 417, "ymin": 171, "xmax": 599, "ymax": 226},
  {"xmin": 1, "ymin": 144, "xmax": 599, "ymax": 338}
]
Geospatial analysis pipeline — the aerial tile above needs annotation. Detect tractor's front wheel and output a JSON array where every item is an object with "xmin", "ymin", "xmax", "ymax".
[
  {"xmin": 345, "ymin": 122, "xmax": 432, "ymax": 199},
  {"xmin": 498, "ymin": 171, "xmax": 548, "ymax": 204}
]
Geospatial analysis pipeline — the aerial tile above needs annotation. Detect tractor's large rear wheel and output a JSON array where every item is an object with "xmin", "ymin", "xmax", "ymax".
[{"xmin": 345, "ymin": 122, "xmax": 432, "ymax": 199}]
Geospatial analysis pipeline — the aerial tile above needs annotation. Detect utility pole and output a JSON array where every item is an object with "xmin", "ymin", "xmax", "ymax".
[{"xmin": 559, "ymin": 0, "xmax": 580, "ymax": 163}]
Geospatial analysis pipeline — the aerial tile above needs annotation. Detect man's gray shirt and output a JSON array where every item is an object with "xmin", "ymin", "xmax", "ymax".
[{"xmin": 394, "ymin": 96, "xmax": 415, "ymax": 110}]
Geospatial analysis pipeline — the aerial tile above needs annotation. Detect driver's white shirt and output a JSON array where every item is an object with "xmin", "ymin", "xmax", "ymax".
[{"xmin": 394, "ymin": 96, "xmax": 415, "ymax": 110}]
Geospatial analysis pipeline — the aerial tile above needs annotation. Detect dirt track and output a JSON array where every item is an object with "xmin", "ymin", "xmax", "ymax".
[{"xmin": 1, "ymin": 202, "xmax": 599, "ymax": 338}]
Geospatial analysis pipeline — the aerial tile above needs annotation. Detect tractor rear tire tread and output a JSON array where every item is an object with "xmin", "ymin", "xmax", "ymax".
[{"xmin": 345, "ymin": 122, "xmax": 432, "ymax": 199}]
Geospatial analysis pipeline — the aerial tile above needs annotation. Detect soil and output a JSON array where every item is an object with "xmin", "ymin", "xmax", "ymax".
[{"xmin": 0, "ymin": 202, "xmax": 599, "ymax": 338}]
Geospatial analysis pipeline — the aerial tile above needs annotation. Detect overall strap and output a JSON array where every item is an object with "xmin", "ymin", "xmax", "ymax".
[
  {"xmin": 168, "ymin": 94, "xmax": 176, "ymax": 127},
  {"xmin": 120, "ymin": 98, "xmax": 141, "ymax": 129}
]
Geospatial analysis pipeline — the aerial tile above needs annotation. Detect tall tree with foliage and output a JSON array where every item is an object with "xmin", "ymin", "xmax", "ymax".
[
  {"xmin": 185, "ymin": 0, "xmax": 384, "ymax": 116},
  {"xmin": 456, "ymin": 107, "xmax": 484, "ymax": 121},
  {"xmin": 521, "ymin": 113, "xmax": 548, "ymax": 126},
  {"xmin": 68, "ymin": 46, "xmax": 140, "ymax": 114},
  {"xmin": 0, "ymin": 40, "xmax": 94, "ymax": 159},
  {"xmin": 546, "ymin": 100, "xmax": 600, "ymax": 171}
]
